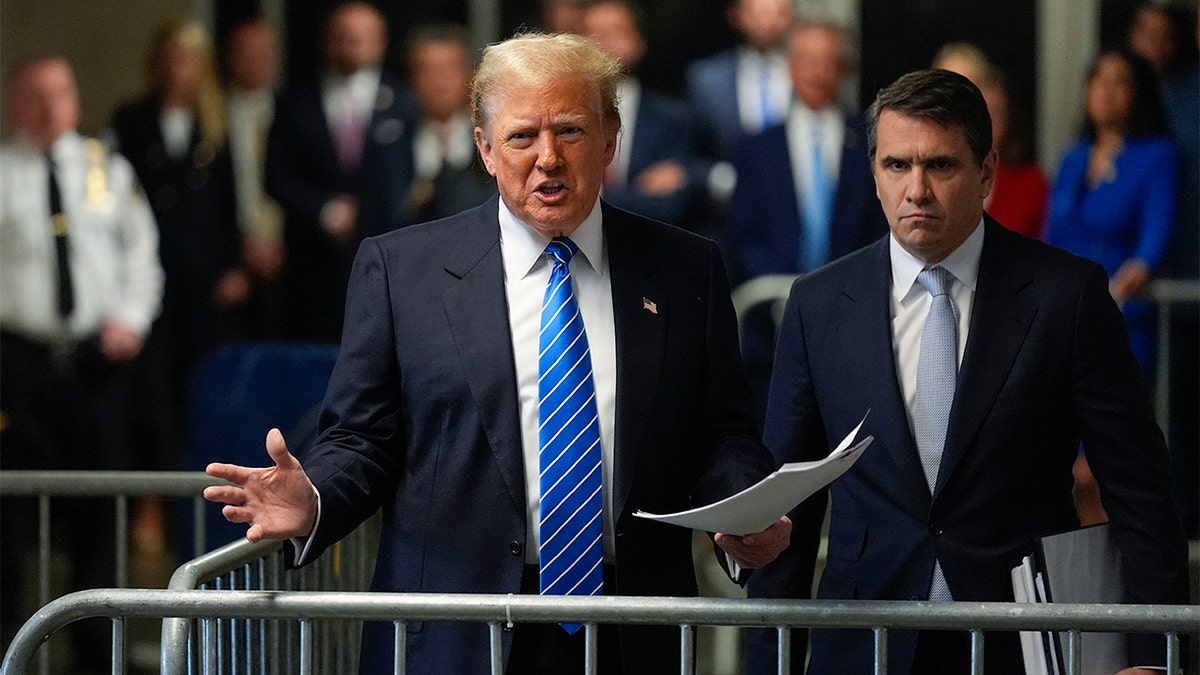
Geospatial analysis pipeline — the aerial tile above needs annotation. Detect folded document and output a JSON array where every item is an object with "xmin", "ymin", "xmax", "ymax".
[{"xmin": 634, "ymin": 413, "xmax": 872, "ymax": 535}]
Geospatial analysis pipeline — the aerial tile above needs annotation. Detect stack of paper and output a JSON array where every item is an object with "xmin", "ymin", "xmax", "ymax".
[
  {"xmin": 634, "ymin": 413, "xmax": 872, "ymax": 535},
  {"xmin": 1009, "ymin": 523, "xmax": 1125, "ymax": 675}
]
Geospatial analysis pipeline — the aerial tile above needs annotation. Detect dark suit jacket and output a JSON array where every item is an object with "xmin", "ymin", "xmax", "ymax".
[
  {"xmin": 602, "ymin": 88, "xmax": 704, "ymax": 226},
  {"xmin": 747, "ymin": 217, "xmax": 1188, "ymax": 674},
  {"xmin": 685, "ymin": 50, "xmax": 744, "ymax": 161},
  {"xmin": 721, "ymin": 114, "xmax": 886, "ymax": 284},
  {"xmin": 264, "ymin": 74, "xmax": 417, "ymax": 341},
  {"xmin": 297, "ymin": 196, "xmax": 774, "ymax": 673}
]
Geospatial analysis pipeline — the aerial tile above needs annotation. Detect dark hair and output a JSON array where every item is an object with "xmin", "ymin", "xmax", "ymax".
[
  {"xmin": 1081, "ymin": 48, "xmax": 1170, "ymax": 141},
  {"xmin": 866, "ymin": 68, "xmax": 992, "ymax": 166}
]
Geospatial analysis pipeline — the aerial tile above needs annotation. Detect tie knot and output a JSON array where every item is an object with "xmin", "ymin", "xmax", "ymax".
[
  {"xmin": 546, "ymin": 237, "xmax": 578, "ymax": 267},
  {"xmin": 917, "ymin": 266, "xmax": 952, "ymax": 297}
]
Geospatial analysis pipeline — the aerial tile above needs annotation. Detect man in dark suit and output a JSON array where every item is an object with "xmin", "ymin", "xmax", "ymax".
[
  {"xmin": 722, "ymin": 19, "xmax": 885, "ymax": 283},
  {"xmin": 580, "ymin": 0, "xmax": 705, "ymax": 228},
  {"xmin": 206, "ymin": 32, "xmax": 790, "ymax": 674},
  {"xmin": 746, "ymin": 69, "xmax": 1188, "ymax": 675},
  {"xmin": 722, "ymin": 19, "xmax": 886, "ymax": 419},
  {"xmin": 685, "ymin": 0, "xmax": 793, "ymax": 164},
  {"xmin": 265, "ymin": 1, "xmax": 416, "ymax": 342}
]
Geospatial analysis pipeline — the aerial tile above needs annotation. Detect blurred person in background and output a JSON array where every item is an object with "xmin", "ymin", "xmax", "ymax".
[
  {"xmin": 265, "ymin": 1, "xmax": 417, "ymax": 342},
  {"xmin": 933, "ymin": 43, "xmax": 1048, "ymax": 239},
  {"xmin": 580, "ymin": 0, "xmax": 705, "ymax": 227},
  {"xmin": 1, "ymin": 55, "xmax": 163, "ymax": 669},
  {"xmin": 224, "ymin": 18, "xmax": 287, "ymax": 338},
  {"xmin": 1045, "ymin": 49, "xmax": 1178, "ymax": 528},
  {"xmin": 721, "ymin": 18, "xmax": 886, "ymax": 418},
  {"xmin": 542, "ymin": 0, "xmax": 586, "ymax": 34},
  {"xmin": 403, "ymin": 23, "xmax": 495, "ymax": 225},
  {"xmin": 1046, "ymin": 48, "xmax": 1176, "ymax": 379},
  {"xmin": 686, "ymin": 0, "xmax": 794, "ymax": 164},
  {"xmin": 110, "ymin": 20, "xmax": 245, "ymax": 555},
  {"xmin": 1128, "ymin": 1, "xmax": 1199, "ymax": 539}
]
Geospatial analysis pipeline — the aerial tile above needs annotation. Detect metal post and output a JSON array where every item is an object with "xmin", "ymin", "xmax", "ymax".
[
  {"xmin": 679, "ymin": 624, "xmax": 695, "ymax": 674},
  {"xmin": 777, "ymin": 625, "xmax": 791, "ymax": 675},
  {"xmin": 488, "ymin": 621, "xmax": 504, "ymax": 675},
  {"xmin": 394, "ymin": 620, "xmax": 407, "ymax": 674},
  {"xmin": 969, "ymin": 629, "xmax": 983, "ymax": 675},
  {"xmin": 585, "ymin": 623, "xmax": 599, "ymax": 675},
  {"xmin": 115, "ymin": 495, "xmax": 128, "ymax": 588},
  {"xmin": 1066, "ymin": 629, "xmax": 1081, "ymax": 675},
  {"xmin": 873, "ymin": 626, "xmax": 887, "ymax": 674},
  {"xmin": 299, "ymin": 618, "xmax": 313, "ymax": 675}
]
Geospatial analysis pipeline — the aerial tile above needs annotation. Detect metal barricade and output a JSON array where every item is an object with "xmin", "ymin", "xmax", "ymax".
[
  {"xmin": 160, "ymin": 514, "xmax": 379, "ymax": 675},
  {"xmin": 1, "ymin": 588, "xmax": 1195, "ymax": 675}
]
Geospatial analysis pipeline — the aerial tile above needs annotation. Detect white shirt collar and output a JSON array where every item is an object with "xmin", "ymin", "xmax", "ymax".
[
  {"xmin": 498, "ymin": 197, "xmax": 605, "ymax": 281},
  {"xmin": 890, "ymin": 216, "xmax": 985, "ymax": 304}
]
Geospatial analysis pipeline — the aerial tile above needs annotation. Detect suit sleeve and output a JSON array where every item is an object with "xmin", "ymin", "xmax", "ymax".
[
  {"xmin": 295, "ymin": 238, "xmax": 406, "ymax": 560},
  {"xmin": 1070, "ymin": 263, "xmax": 1189, "ymax": 666}
]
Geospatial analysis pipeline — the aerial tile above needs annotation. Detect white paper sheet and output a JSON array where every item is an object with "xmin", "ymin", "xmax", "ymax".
[{"xmin": 634, "ymin": 413, "xmax": 873, "ymax": 535}]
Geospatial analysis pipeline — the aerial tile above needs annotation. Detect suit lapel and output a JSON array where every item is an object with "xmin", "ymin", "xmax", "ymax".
[
  {"xmin": 604, "ymin": 204, "xmax": 667, "ymax": 519},
  {"xmin": 841, "ymin": 240, "xmax": 931, "ymax": 506},
  {"xmin": 935, "ymin": 219, "xmax": 1036, "ymax": 498},
  {"xmin": 440, "ymin": 200, "xmax": 525, "ymax": 512}
]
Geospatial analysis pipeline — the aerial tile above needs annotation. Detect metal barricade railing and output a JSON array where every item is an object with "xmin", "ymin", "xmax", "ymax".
[
  {"xmin": 0, "ymin": 470, "xmax": 229, "ymax": 675},
  {"xmin": 160, "ymin": 514, "xmax": 379, "ymax": 675},
  {"xmin": 2, "ymin": 588, "xmax": 1195, "ymax": 675}
]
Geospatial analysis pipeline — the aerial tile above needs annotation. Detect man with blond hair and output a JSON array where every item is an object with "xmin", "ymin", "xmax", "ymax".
[{"xmin": 206, "ymin": 32, "xmax": 790, "ymax": 673}]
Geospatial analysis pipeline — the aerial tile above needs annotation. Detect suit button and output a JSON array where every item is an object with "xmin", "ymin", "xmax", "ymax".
[
  {"xmin": 931, "ymin": 526, "xmax": 944, "ymax": 536},
  {"xmin": 510, "ymin": 541, "xmax": 523, "ymax": 556}
]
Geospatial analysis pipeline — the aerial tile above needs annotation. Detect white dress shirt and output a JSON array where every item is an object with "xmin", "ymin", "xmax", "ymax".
[
  {"xmin": 786, "ymin": 103, "xmax": 845, "ymax": 217},
  {"xmin": 736, "ymin": 47, "xmax": 791, "ymax": 134},
  {"xmin": 0, "ymin": 132, "xmax": 163, "ymax": 344},
  {"xmin": 500, "ymin": 198, "xmax": 618, "ymax": 564},
  {"xmin": 413, "ymin": 110, "xmax": 477, "ymax": 181},
  {"xmin": 322, "ymin": 67, "xmax": 381, "ymax": 143},
  {"xmin": 889, "ymin": 218, "xmax": 984, "ymax": 435}
]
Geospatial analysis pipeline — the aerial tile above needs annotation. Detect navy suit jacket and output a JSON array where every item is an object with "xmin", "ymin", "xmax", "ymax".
[
  {"xmin": 265, "ymin": 74, "xmax": 417, "ymax": 341},
  {"xmin": 602, "ymin": 88, "xmax": 703, "ymax": 226},
  {"xmin": 297, "ymin": 196, "xmax": 774, "ymax": 672},
  {"xmin": 685, "ymin": 50, "xmax": 744, "ymax": 161},
  {"xmin": 746, "ymin": 218, "xmax": 1189, "ymax": 674},
  {"xmin": 721, "ymin": 114, "xmax": 886, "ymax": 284}
]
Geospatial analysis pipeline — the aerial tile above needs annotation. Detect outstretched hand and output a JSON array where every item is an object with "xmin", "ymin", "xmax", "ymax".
[
  {"xmin": 204, "ymin": 428, "xmax": 318, "ymax": 542},
  {"xmin": 714, "ymin": 516, "xmax": 792, "ymax": 569}
]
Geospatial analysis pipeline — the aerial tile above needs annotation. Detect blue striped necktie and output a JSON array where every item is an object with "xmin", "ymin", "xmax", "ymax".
[
  {"xmin": 538, "ymin": 237, "xmax": 604, "ymax": 633},
  {"xmin": 914, "ymin": 266, "xmax": 956, "ymax": 602}
]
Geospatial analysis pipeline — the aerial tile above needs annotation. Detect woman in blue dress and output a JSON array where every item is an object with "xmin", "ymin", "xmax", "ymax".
[{"xmin": 1047, "ymin": 48, "xmax": 1178, "ymax": 378}]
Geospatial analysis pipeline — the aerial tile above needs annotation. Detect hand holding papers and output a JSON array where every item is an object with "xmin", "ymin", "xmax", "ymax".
[{"xmin": 635, "ymin": 413, "xmax": 873, "ymax": 535}]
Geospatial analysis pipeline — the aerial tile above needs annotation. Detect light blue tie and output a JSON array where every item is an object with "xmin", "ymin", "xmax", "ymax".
[
  {"xmin": 759, "ymin": 57, "xmax": 776, "ymax": 129},
  {"xmin": 800, "ymin": 122, "xmax": 832, "ymax": 272},
  {"xmin": 914, "ymin": 266, "xmax": 956, "ymax": 602},
  {"xmin": 538, "ymin": 237, "xmax": 604, "ymax": 633}
]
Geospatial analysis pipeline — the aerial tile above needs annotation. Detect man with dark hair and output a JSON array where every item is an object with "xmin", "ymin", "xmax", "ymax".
[
  {"xmin": 265, "ymin": 1, "xmax": 417, "ymax": 342},
  {"xmin": 747, "ymin": 68, "xmax": 1188, "ymax": 675}
]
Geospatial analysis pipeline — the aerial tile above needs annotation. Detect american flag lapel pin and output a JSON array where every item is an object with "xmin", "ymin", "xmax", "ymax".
[{"xmin": 642, "ymin": 297, "xmax": 658, "ymax": 315}]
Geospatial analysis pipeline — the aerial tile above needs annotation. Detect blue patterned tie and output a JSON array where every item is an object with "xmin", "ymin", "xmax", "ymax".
[
  {"xmin": 914, "ymin": 266, "xmax": 956, "ymax": 602},
  {"xmin": 538, "ymin": 237, "xmax": 604, "ymax": 633},
  {"xmin": 800, "ymin": 122, "xmax": 831, "ymax": 273}
]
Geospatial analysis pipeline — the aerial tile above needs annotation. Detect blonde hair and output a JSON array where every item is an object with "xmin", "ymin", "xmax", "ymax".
[
  {"xmin": 149, "ymin": 21, "xmax": 226, "ymax": 148},
  {"xmin": 470, "ymin": 31, "xmax": 623, "ymax": 131}
]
